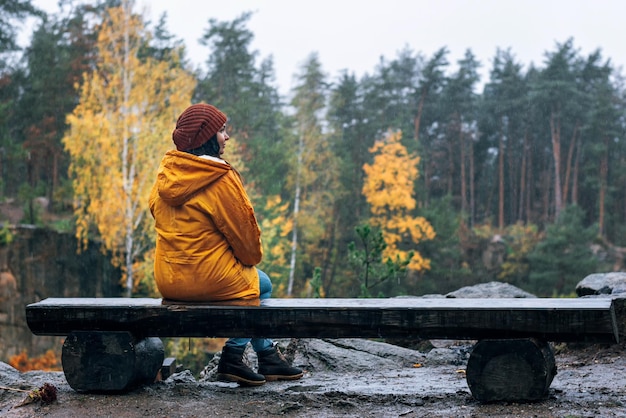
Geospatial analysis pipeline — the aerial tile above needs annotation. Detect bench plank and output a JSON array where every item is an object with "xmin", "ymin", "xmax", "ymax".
[{"xmin": 26, "ymin": 297, "xmax": 619, "ymax": 343}]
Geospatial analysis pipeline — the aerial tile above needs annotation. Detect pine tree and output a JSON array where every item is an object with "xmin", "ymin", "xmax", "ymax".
[
  {"xmin": 531, "ymin": 39, "xmax": 585, "ymax": 220},
  {"xmin": 15, "ymin": 4, "xmax": 100, "ymax": 207},
  {"xmin": 480, "ymin": 48, "xmax": 528, "ymax": 227},
  {"xmin": 528, "ymin": 205, "xmax": 598, "ymax": 296},
  {"xmin": 194, "ymin": 12, "xmax": 287, "ymax": 195}
]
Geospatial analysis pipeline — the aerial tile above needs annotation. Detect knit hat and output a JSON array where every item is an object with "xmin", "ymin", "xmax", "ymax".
[{"xmin": 172, "ymin": 104, "xmax": 227, "ymax": 151}]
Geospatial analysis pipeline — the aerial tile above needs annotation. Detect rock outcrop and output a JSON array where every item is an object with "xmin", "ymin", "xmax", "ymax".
[
  {"xmin": 576, "ymin": 272, "xmax": 626, "ymax": 296},
  {"xmin": 445, "ymin": 281, "xmax": 537, "ymax": 298}
]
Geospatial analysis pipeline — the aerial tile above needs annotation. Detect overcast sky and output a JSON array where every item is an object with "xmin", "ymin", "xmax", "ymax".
[{"xmin": 30, "ymin": 0, "xmax": 626, "ymax": 96}]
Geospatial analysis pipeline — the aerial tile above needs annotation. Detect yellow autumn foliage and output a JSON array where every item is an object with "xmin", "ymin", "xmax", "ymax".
[
  {"xmin": 62, "ymin": 2, "xmax": 196, "ymax": 294},
  {"xmin": 362, "ymin": 130, "xmax": 435, "ymax": 271},
  {"xmin": 256, "ymin": 194, "xmax": 293, "ymax": 296}
]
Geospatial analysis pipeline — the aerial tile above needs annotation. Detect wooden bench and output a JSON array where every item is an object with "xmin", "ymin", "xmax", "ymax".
[{"xmin": 25, "ymin": 297, "xmax": 622, "ymax": 402}]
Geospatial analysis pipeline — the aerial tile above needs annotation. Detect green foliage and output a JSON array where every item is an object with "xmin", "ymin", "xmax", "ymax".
[
  {"xmin": 48, "ymin": 218, "xmax": 74, "ymax": 234},
  {"xmin": 13, "ymin": 4, "xmax": 102, "ymax": 207},
  {"xmin": 50, "ymin": 178, "xmax": 73, "ymax": 214},
  {"xmin": 308, "ymin": 267, "xmax": 324, "ymax": 298},
  {"xmin": 0, "ymin": 0, "xmax": 41, "ymax": 55},
  {"xmin": 194, "ymin": 12, "xmax": 287, "ymax": 196},
  {"xmin": 528, "ymin": 205, "xmax": 599, "ymax": 296},
  {"xmin": 416, "ymin": 196, "xmax": 469, "ymax": 295},
  {"xmin": 17, "ymin": 182, "xmax": 45, "ymax": 225},
  {"xmin": 348, "ymin": 224, "xmax": 412, "ymax": 298},
  {"xmin": 0, "ymin": 223, "xmax": 13, "ymax": 245},
  {"xmin": 0, "ymin": 93, "xmax": 28, "ymax": 198},
  {"xmin": 498, "ymin": 222, "xmax": 543, "ymax": 287}
]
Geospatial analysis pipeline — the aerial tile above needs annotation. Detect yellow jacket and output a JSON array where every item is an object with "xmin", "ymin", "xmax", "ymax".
[{"xmin": 149, "ymin": 150, "xmax": 262, "ymax": 301}]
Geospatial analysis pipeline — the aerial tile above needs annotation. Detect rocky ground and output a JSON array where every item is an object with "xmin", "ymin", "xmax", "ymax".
[{"xmin": 1, "ymin": 337, "xmax": 625, "ymax": 418}]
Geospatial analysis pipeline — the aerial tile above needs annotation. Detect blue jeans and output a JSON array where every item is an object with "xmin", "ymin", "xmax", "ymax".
[{"xmin": 224, "ymin": 268, "xmax": 273, "ymax": 352}]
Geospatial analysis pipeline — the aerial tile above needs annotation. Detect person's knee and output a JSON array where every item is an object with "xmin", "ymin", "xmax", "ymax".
[{"xmin": 257, "ymin": 269, "xmax": 272, "ymax": 299}]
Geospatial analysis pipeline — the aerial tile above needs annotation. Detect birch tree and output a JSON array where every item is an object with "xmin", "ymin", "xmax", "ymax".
[
  {"xmin": 287, "ymin": 53, "xmax": 339, "ymax": 296},
  {"xmin": 63, "ymin": 1, "xmax": 195, "ymax": 296}
]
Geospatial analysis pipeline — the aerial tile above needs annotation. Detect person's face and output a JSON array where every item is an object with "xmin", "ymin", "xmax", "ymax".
[{"xmin": 216, "ymin": 123, "xmax": 229, "ymax": 155}]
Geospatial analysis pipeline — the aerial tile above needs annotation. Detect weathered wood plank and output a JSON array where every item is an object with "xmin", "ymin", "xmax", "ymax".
[
  {"xmin": 27, "ymin": 296, "xmax": 617, "ymax": 309},
  {"xmin": 26, "ymin": 297, "xmax": 619, "ymax": 343}
]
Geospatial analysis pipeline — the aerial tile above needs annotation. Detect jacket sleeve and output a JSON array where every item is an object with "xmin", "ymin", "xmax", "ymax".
[{"xmin": 208, "ymin": 171, "xmax": 263, "ymax": 266}]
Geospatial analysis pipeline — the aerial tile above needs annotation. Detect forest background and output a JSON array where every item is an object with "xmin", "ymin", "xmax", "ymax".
[{"xmin": 2, "ymin": 0, "xmax": 626, "ymax": 302}]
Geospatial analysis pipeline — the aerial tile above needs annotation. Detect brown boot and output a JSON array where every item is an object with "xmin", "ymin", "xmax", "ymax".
[
  {"xmin": 257, "ymin": 344, "xmax": 303, "ymax": 381},
  {"xmin": 217, "ymin": 345, "xmax": 266, "ymax": 386}
]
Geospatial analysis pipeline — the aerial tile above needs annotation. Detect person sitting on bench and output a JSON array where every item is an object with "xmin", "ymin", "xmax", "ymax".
[{"xmin": 149, "ymin": 103, "xmax": 303, "ymax": 386}]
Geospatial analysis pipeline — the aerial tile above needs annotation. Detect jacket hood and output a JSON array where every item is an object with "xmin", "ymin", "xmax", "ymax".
[{"xmin": 156, "ymin": 150, "xmax": 230, "ymax": 206}]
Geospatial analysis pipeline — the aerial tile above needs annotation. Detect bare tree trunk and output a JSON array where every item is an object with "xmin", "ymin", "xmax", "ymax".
[
  {"xmin": 562, "ymin": 122, "xmax": 579, "ymax": 205},
  {"xmin": 287, "ymin": 134, "xmax": 304, "ymax": 296},
  {"xmin": 414, "ymin": 92, "xmax": 426, "ymax": 142},
  {"xmin": 542, "ymin": 164, "xmax": 552, "ymax": 225},
  {"xmin": 469, "ymin": 134, "xmax": 475, "ymax": 227},
  {"xmin": 323, "ymin": 214, "xmax": 341, "ymax": 296},
  {"xmin": 550, "ymin": 109, "xmax": 563, "ymax": 219},
  {"xmin": 121, "ymin": 0, "xmax": 134, "ymax": 297},
  {"xmin": 423, "ymin": 156, "xmax": 431, "ymax": 209},
  {"xmin": 51, "ymin": 151, "xmax": 58, "ymax": 205},
  {"xmin": 526, "ymin": 136, "xmax": 533, "ymax": 224},
  {"xmin": 518, "ymin": 132, "xmax": 528, "ymax": 222},
  {"xmin": 447, "ymin": 141, "xmax": 454, "ymax": 196},
  {"xmin": 460, "ymin": 126, "xmax": 467, "ymax": 218},
  {"xmin": 572, "ymin": 133, "xmax": 581, "ymax": 205},
  {"xmin": 498, "ymin": 125, "xmax": 505, "ymax": 230},
  {"xmin": 599, "ymin": 136, "xmax": 609, "ymax": 237},
  {"xmin": 415, "ymin": 93, "xmax": 428, "ymax": 209},
  {"xmin": 320, "ymin": 217, "xmax": 336, "ymax": 287}
]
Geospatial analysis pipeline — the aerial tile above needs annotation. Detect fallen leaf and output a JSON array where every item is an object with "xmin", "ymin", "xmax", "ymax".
[{"xmin": 13, "ymin": 383, "xmax": 58, "ymax": 408}]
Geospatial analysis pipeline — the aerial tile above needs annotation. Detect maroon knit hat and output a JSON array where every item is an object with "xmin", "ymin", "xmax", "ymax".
[{"xmin": 172, "ymin": 103, "xmax": 227, "ymax": 151}]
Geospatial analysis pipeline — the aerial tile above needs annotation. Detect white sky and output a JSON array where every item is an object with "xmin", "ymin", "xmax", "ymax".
[{"xmin": 27, "ymin": 0, "xmax": 626, "ymax": 96}]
